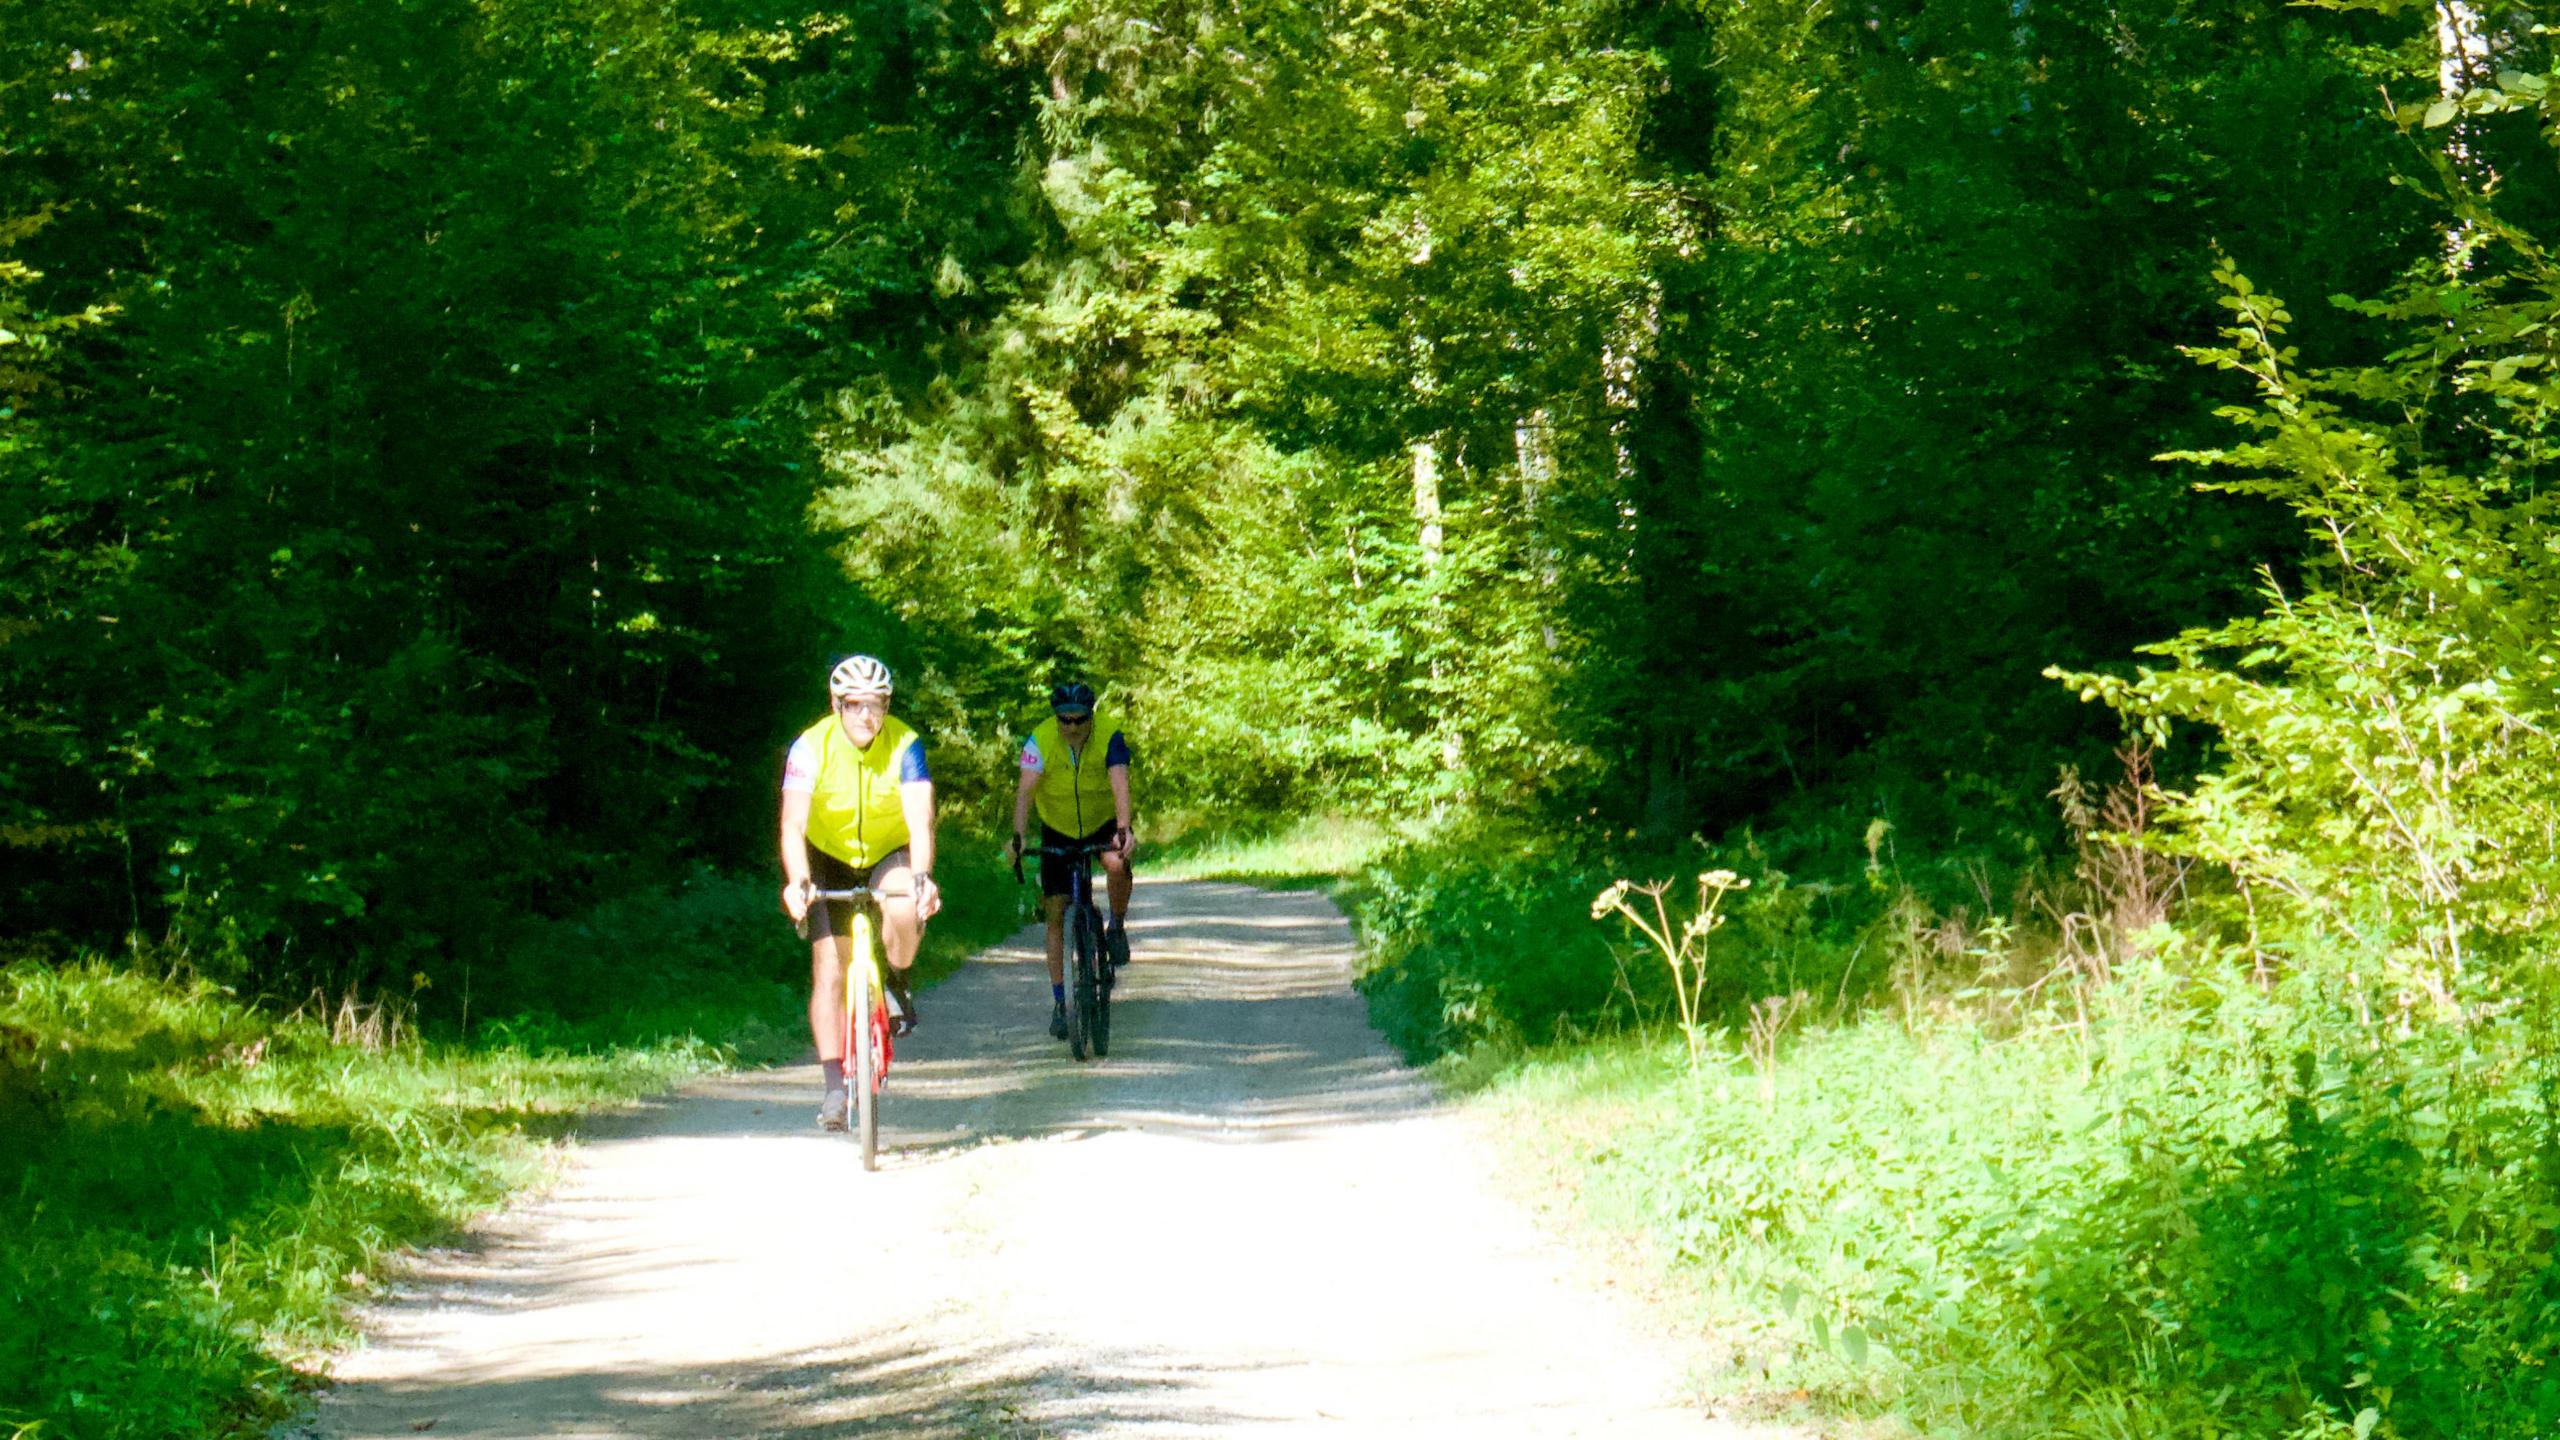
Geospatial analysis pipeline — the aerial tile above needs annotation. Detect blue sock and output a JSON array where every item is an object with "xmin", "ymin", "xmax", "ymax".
[{"xmin": 1052, "ymin": 983, "xmax": 1065, "ymax": 1004}]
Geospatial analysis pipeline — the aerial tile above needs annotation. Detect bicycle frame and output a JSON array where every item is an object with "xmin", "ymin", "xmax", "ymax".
[
  {"xmin": 1030, "ymin": 838, "xmax": 1116, "ymax": 1060},
  {"xmin": 807, "ymin": 883, "xmax": 910, "ymax": 1170}
]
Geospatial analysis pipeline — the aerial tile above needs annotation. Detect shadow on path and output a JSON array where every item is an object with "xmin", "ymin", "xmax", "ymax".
[
  {"xmin": 613, "ymin": 879, "xmax": 1435, "ymax": 1160},
  {"xmin": 330, "ymin": 1330, "xmax": 1277, "ymax": 1439}
]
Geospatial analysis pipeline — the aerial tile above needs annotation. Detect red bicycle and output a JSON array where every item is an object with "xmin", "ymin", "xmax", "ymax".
[{"xmin": 796, "ymin": 880, "xmax": 907, "ymax": 1170}]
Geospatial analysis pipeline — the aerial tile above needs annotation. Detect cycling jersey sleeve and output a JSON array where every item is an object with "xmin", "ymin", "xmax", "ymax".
[
  {"xmin": 1018, "ymin": 736, "xmax": 1045, "ymax": 775},
  {"xmin": 1106, "ymin": 730, "xmax": 1132, "ymax": 768},
  {"xmin": 899, "ymin": 736, "xmax": 931, "ymax": 785},
  {"xmin": 780, "ymin": 735, "xmax": 818, "ymax": 795}
]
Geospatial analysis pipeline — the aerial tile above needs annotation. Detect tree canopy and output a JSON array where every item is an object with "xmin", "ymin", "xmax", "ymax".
[{"xmin": 5, "ymin": 0, "xmax": 2552, "ymax": 999}]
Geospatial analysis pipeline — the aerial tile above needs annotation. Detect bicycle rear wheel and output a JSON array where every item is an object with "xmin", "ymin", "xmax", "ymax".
[
  {"xmin": 849, "ymin": 913, "xmax": 881, "ymax": 1170},
  {"xmin": 1066, "ymin": 904, "xmax": 1097, "ymax": 1062}
]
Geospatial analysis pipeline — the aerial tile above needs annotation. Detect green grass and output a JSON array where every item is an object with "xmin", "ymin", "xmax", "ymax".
[
  {"xmin": 1444, "ymin": 964, "xmax": 2560, "ymax": 1440},
  {"xmin": 1146, "ymin": 811, "xmax": 1407, "ymax": 888},
  {"xmin": 0, "ymin": 835, "xmax": 1030, "ymax": 1440},
  {"xmin": 0, "ymin": 959, "xmax": 728, "ymax": 1440},
  {"xmin": 1345, "ymin": 831, "xmax": 2560, "ymax": 1440}
]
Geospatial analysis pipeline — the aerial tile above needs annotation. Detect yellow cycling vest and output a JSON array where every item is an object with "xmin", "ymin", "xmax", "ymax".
[
  {"xmin": 798, "ymin": 712, "xmax": 921, "ymax": 868},
  {"xmin": 1028, "ymin": 710, "xmax": 1124, "ymax": 836}
]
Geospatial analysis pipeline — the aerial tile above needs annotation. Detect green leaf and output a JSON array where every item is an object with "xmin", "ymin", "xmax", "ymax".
[
  {"xmin": 2354, "ymin": 1407, "xmax": 2380, "ymax": 1440},
  {"xmin": 2424, "ymin": 98, "xmax": 2459, "ymax": 128}
]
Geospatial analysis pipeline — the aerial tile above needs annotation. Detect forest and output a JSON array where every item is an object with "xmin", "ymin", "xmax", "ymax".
[{"xmin": 9, "ymin": 0, "xmax": 2560, "ymax": 1435}]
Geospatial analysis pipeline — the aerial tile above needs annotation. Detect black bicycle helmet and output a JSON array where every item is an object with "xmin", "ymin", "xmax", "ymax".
[{"xmin": 1049, "ymin": 681, "xmax": 1097, "ymax": 716}]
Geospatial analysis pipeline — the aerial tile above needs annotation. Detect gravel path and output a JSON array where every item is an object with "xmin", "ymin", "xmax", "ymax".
[{"xmin": 310, "ymin": 878, "xmax": 1751, "ymax": 1439}]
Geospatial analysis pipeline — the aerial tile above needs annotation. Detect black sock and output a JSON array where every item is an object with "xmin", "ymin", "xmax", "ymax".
[{"xmin": 822, "ymin": 1058, "xmax": 846, "ymax": 1093}]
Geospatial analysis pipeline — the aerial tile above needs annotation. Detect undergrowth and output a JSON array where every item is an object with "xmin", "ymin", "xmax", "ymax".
[
  {"xmin": 1357, "ymin": 797, "xmax": 2560, "ymax": 1439},
  {"xmin": 1145, "ymin": 811, "xmax": 1406, "ymax": 888},
  {"xmin": 1476, "ymin": 964, "xmax": 2560, "ymax": 1440},
  {"xmin": 0, "ymin": 834, "xmax": 1026, "ymax": 1440},
  {"xmin": 0, "ymin": 959, "xmax": 724, "ymax": 1440}
]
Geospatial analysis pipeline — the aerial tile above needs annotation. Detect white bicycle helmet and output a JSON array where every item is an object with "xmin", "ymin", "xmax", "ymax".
[{"xmin": 828, "ymin": 654, "xmax": 894, "ymax": 700}]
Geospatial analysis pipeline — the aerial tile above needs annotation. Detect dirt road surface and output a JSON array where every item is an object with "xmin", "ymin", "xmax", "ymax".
[{"xmin": 311, "ymin": 878, "xmax": 1746, "ymax": 1439}]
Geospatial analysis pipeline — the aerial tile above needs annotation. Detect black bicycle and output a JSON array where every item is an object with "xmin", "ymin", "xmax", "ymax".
[{"xmin": 1016, "ymin": 836, "xmax": 1118, "ymax": 1061}]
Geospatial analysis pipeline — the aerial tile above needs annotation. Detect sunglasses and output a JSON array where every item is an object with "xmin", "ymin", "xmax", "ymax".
[{"xmin": 1055, "ymin": 712, "xmax": 1094, "ymax": 725}]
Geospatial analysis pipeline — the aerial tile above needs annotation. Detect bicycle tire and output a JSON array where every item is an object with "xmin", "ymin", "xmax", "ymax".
[
  {"xmin": 1066, "ymin": 904, "xmax": 1096, "ymax": 1062},
  {"xmin": 1091, "ymin": 918, "xmax": 1112, "ymax": 1059},
  {"xmin": 850, "ymin": 912, "xmax": 880, "ymax": 1171}
]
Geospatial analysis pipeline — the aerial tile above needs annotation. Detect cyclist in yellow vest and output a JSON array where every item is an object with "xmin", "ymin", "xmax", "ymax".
[
  {"xmin": 1007, "ymin": 681, "xmax": 1134, "ymax": 1040},
  {"xmin": 779, "ymin": 654, "xmax": 941, "ymax": 1131}
]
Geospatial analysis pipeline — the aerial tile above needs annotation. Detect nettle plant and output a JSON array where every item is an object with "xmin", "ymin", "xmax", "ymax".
[{"xmin": 2053, "ymin": 147, "xmax": 2560, "ymax": 1011}]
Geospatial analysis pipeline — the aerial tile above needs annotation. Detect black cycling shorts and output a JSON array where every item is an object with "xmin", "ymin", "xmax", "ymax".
[
  {"xmin": 1039, "ymin": 821, "xmax": 1123, "ymax": 900},
  {"xmin": 804, "ymin": 845, "xmax": 912, "ymax": 942}
]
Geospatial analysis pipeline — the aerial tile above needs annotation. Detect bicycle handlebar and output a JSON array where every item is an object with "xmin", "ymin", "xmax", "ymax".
[
  {"xmin": 1010, "ymin": 834, "xmax": 1123, "ymax": 885},
  {"xmin": 803, "ymin": 884, "xmax": 914, "ymax": 902}
]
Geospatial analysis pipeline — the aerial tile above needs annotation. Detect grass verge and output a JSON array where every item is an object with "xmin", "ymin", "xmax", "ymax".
[
  {"xmin": 0, "ymin": 958, "xmax": 729, "ymax": 1440},
  {"xmin": 1145, "ymin": 811, "xmax": 1406, "ymax": 888},
  {"xmin": 0, "ymin": 835, "xmax": 1028, "ymax": 1440},
  {"xmin": 1359, "ymin": 829, "xmax": 2560, "ymax": 1440}
]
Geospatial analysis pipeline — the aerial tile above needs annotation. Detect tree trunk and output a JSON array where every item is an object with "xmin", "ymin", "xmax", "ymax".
[
  {"xmin": 1643, "ymin": 719, "xmax": 1689, "ymax": 844},
  {"xmin": 1411, "ymin": 437, "xmax": 1443, "ymax": 577},
  {"xmin": 1412, "ymin": 435, "xmax": 1462, "ymax": 772},
  {"xmin": 2438, "ymin": 0, "xmax": 2493, "ymax": 267},
  {"xmin": 1515, "ymin": 409, "xmax": 1560, "ymax": 651}
]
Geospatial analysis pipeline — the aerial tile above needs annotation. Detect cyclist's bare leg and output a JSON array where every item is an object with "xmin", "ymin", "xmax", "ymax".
[
  {"xmin": 869, "ymin": 852, "xmax": 922, "ymax": 981},
  {"xmin": 1042, "ymin": 895, "xmax": 1068, "ymax": 986},
  {"xmin": 808, "ymin": 934, "xmax": 849, "ymax": 1060},
  {"xmin": 879, "ymin": 895, "xmax": 920, "ymax": 973},
  {"xmin": 1102, "ymin": 847, "xmax": 1132, "ymax": 921}
]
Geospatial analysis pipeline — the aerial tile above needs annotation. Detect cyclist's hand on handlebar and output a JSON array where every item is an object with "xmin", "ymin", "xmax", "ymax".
[
  {"xmin": 1008, "ymin": 833, "xmax": 1026, "ymax": 884},
  {"xmin": 781, "ymin": 879, "xmax": 814, "ymax": 925},
  {"xmin": 913, "ymin": 873, "xmax": 943, "ymax": 920},
  {"xmin": 1109, "ymin": 823, "xmax": 1135, "ymax": 857}
]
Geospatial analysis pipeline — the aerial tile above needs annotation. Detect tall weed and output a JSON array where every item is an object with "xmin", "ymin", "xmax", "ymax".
[{"xmin": 1349, "ymin": 823, "xmax": 1889, "ymax": 1061}]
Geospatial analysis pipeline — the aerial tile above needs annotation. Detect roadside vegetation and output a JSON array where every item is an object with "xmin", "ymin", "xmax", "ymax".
[
  {"xmin": 0, "ymin": 848, "xmax": 1023, "ymax": 1440},
  {"xmin": 1, "ymin": 956, "xmax": 728, "ymax": 1440},
  {"xmin": 1147, "ymin": 813, "xmax": 1407, "ymax": 890},
  {"xmin": 1373, "ymin": 769, "xmax": 2560, "ymax": 1439}
]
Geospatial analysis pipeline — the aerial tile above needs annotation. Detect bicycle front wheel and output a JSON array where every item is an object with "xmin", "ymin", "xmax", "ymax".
[
  {"xmin": 849, "ymin": 913, "xmax": 881, "ymax": 1170},
  {"xmin": 1067, "ymin": 904, "xmax": 1100, "ymax": 1063},
  {"xmin": 1091, "ymin": 920, "xmax": 1112, "ymax": 1059}
]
